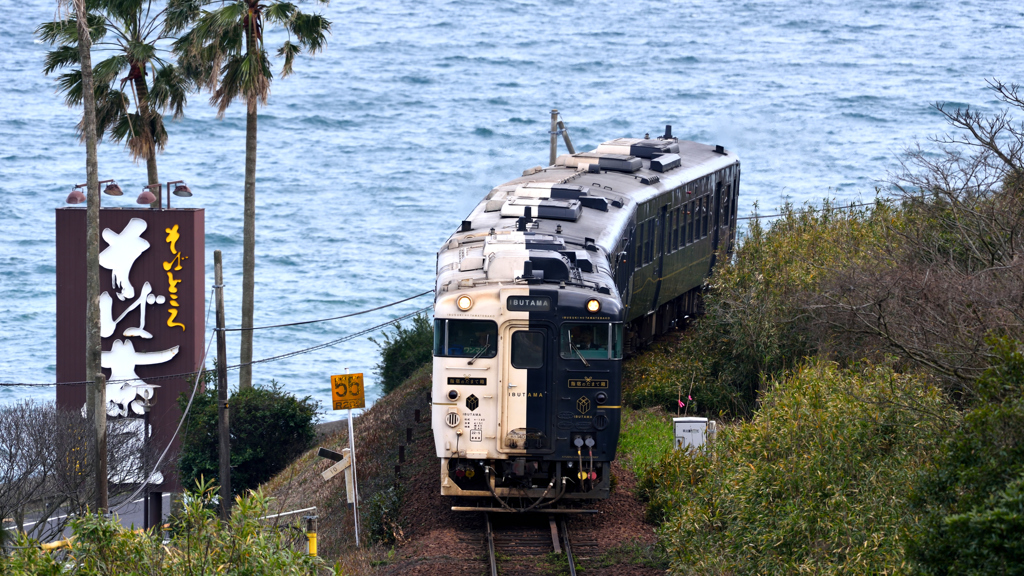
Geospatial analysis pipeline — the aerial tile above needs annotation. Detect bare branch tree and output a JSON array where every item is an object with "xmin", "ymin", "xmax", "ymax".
[
  {"xmin": 0, "ymin": 401, "xmax": 164, "ymax": 542},
  {"xmin": 807, "ymin": 79, "xmax": 1024, "ymax": 398}
]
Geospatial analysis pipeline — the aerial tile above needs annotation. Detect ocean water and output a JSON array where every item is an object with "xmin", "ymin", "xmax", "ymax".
[{"xmin": 2, "ymin": 0, "xmax": 1023, "ymax": 419}]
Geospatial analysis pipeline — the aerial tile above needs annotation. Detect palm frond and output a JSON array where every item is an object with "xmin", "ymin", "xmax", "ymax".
[
  {"xmin": 93, "ymin": 54, "xmax": 129, "ymax": 86},
  {"xmin": 149, "ymin": 63, "xmax": 193, "ymax": 118},
  {"xmin": 210, "ymin": 2, "xmax": 247, "ymax": 34},
  {"xmin": 43, "ymin": 45, "xmax": 81, "ymax": 75},
  {"xmin": 164, "ymin": 0, "xmax": 202, "ymax": 35},
  {"xmin": 211, "ymin": 49, "xmax": 271, "ymax": 116},
  {"xmin": 289, "ymin": 12, "xmax": 330, "ymax": 54},
  {"xmin": 95, "ymin": 0, "xmax": 146, "ymax": 22},
  {"xmin": 95, "ymin": 86, "xmax": 130, "ymax": 140},
  {"xmin": 57, "ymin": 70, "xmax": 85, "ymax": 107},
  {"xmin": 276, "ymin": 40, "xmax": 299, "ymax": 77},
  {"xmin": 126, "ymin": 39, "xmax": 157, "ymax": 64},
  {"xmin": 36, "ymin": 19, "xmax": 79, "ymax": 45},
  {"xmin": 264, "ymin": 2, "xmax": 296, "ymax": 25},
  {"xmin": 149, "ymin": 111, "xmax": 168, "ymax": 152},
  {"xmin": 110, "ymin": 111, "xmax": 156, "ymax": 161}
]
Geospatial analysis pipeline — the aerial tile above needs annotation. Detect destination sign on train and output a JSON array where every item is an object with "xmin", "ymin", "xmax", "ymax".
[{"xmin": 506, "ymin": 296, "xmax": 551, "ymax": 311}]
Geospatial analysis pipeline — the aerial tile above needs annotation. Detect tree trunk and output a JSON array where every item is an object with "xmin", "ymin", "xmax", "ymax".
[
  {"xmin": 239, "ymin": 98, "xmax": 257, "ymax": 390},
  {"xmin": 132, "ymin": 70, "xmax": 160, "ymax": 208},
  {"xmin": 73, "ymin": 0, "xmax": 107, "ymax": 512}
]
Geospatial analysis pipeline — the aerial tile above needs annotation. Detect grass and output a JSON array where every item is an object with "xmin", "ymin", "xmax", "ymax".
[
  {"xmin": 618, "ymin": 407, "xmax": 675, "ymax": 476},
  {"xmin": 597, "ymin": 538, "xmax": 670, "ymax": 569}
]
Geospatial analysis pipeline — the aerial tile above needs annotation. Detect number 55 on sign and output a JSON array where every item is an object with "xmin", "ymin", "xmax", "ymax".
[{"xmin": 331, "ymin": 373, "xmax": 365, "ymax": 410}]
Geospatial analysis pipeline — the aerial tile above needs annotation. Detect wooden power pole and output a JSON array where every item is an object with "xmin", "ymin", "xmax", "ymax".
[
  {"xmin": 93, "ymin": 373, "xmax": 107, "ymax": 512},
  {"xmin": 214, "ymin": 250, "xmax": 231, "ymax": 519}
]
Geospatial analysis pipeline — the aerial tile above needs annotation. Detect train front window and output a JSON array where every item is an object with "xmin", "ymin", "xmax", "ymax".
[
  {"xmin": 434, "ymin": 319, "xmax": 498, "ymax": 358},
  {"xmin": 560, "ymin": 323, "xmax": 623, "ymax": 360},
  {"xmin": 511, "ymin": 331, "xmax": 544, "ymax": 369}
]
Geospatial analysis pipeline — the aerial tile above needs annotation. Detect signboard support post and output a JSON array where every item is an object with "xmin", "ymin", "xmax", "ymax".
[
  {"xmin": 331, "ymin": 370, "xmax": 365, "ymax": 546},
  {"xmin": 214, "ymin": 250, "xmax": 231, "ymax": 519},
  {"xmin": 346, "ymin": 368, "xmax": 361, "ymax": 547}
]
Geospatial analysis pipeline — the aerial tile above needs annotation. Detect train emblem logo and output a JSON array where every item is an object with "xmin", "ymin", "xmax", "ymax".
[
  {"xmin": 331, "ymin": 373, "xmax": 365, "ymax": 410},
  {"xmin": 576, "ymin": 396, "xmax": 591, "ymax": 414},
  {"xmin": 466, "ymin": 394, "xmax": 479, "ymax": 411}
]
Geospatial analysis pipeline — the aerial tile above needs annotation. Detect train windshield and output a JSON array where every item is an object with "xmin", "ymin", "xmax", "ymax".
[
  {"xmin": 560, "ymin": 323, "xmax": 624, "ymax": 360},
  {"xmin": 433, "ymin": 319, "xmax": 498, "ymax": 358}
]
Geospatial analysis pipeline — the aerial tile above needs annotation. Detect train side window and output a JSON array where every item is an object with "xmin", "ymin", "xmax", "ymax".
[
  {"xmin": 673, "ymin": 207, "xmax": 680, "ymax": 251},
  {"xmin": 635, "ymin": 224, "xmax": 644, "ymax": 270},
  {"xmin": 687, "ymin": 201, "xmax": 695, "ymax": 244},
  {"xmin": 438, "ymin": 319, "xmax": 498, "ymax": 358},
  {"xmin": 646, "ymin": 219, "xmax": 655, "ymax": 263},
  {"xmin": 611, "ymin": 323, "xmax": 624, "ymax": 359},
  {"xmin": 511, "ymin": 331, "xmax": 544, "ymax": 369},
  {"xmin": 703, "ymin": 196, "xmax": 710, "ymax": 238}
]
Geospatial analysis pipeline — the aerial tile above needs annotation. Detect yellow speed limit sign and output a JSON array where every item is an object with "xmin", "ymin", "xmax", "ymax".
[{"xmin": 331, "ymin": 373, "xmax": 365, "ymax": 410}]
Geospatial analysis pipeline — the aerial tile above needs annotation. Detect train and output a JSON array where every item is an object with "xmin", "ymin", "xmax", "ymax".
[{"xmin": 431, "ymin": 126, "xmax": 740, "ymax": 507}]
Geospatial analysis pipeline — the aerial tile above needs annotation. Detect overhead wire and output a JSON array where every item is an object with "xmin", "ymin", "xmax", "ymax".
[
  {"xmin": 226, "ymin": 305, "xmax": 434, "ymax": 370},
  {"xmin": 113, "ymin": 288, "xmax": 217, "ymax": 512},
  {"xmin": 0, "ymin": 293, "xmax": 435, "ymax": 387},
  {"xmin": 111, "ymin": 302, "xmax": 433, "ymax": 510},
  {"xmin": 222, "ymin": 289, "xmax": 433, "ymax": 332},
  {"xmin": 736, "ymin": 199, "xmax": 893, "ymax": 221}
]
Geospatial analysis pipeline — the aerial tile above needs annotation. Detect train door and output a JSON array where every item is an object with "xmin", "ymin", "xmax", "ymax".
[
  {"xmin": 616, "ymin": 225, "xmax": 635, "ymax": 301},
  {"xmin": 498, "ymin": 324, "xmax": 553, "ymax": 455},
  {"xmin": 651, "ymin": 204, "xmax": 668, "ymax": 309}
]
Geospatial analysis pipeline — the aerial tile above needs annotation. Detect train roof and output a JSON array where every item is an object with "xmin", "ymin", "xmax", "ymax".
[{"xmin": 435, "ymin": 136, "xmax": 740, "ymax": 298}]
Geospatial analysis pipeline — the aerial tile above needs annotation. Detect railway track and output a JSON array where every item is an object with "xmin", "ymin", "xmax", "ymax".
[{"xmin": 479, "ymin": 512, "xmax": 598, "ymax": 576}]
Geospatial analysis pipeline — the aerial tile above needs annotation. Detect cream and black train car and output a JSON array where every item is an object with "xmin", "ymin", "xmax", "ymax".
[{"xmin": 432, "ymin": 127, "xmax": 739, "ymax": 503}]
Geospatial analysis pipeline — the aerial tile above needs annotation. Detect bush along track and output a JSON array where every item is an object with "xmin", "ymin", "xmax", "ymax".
[{"xmin": 622, "ymin": 81, "xmax": 1024, "ymax": 571}]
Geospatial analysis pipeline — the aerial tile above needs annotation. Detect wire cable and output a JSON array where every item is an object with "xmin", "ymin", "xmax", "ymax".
[
  {"xmin": 0, "ymin": 301, "xmax": 434, "ymax": 385},
  {"xmin": 222, "ymin": 289, "xmax": 433, "ymax": 332},
  {"xmin": 736, "ymin": 199, "xmax": 893, "ymax": 221},
  {"xmin": 223, "ymin": 306, "xmax": 433, "ymax": 371},
  {"xmin": 113, "ymin": 288, "xmax": 217, "ymax": 512}
]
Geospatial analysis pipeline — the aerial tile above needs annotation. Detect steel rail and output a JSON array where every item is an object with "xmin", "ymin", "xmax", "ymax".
[
  {"xmin": 561, "ymin": 517, "xmax": 578, "ymax": 576},
  {"xmin": 485, "ymin": 512, "xmax": 498, "ymax": 576}
]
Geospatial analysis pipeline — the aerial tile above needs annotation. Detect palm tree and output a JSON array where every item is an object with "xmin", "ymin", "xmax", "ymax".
[
  {"xmin": 39, "ymin": 0, "xmax": 193, "ymax": 207},
  {"xmin": 170, "ymin": 0, "xmax": 330, "ymax": 389}
]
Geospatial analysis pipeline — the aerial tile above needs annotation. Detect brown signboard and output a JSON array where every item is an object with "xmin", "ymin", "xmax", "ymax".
[{"xmin": 56, "ymin": 208, "xmax": 205, "ymax": 492}]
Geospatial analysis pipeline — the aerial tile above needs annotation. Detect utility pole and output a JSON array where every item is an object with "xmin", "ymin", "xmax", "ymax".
[
  {"xmin": 93, "ymin": 373, "xmax": 107, "ymax": 512},
  {"xmin": 214, "ymin": 250, "xmax": 231, "ymax": 519},
  {"xmin": 550, "ymin": 108, "xmax": 559, "ymax": 166}
]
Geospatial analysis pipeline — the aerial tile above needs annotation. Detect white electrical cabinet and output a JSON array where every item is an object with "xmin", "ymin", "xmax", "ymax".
[{"xmin": 673, "ymin": 417, "xmax": 716, "ymax": 451}]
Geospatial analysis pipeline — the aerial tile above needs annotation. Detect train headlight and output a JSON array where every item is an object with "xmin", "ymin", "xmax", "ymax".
[
  {"xmin": 448, "ymin": 389, "xmax": 459, "ymax": 400},
  {"xmin": 586, "ymin": 299, "xmax": 601, "ymax": 313},
  {"xmin": 457, "ymin": 295, "xmax": 473, "ymax": 311}
]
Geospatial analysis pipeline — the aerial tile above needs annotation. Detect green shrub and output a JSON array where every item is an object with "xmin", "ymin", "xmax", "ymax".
[
  {"xmin": 622, "ymin": 334, "xmax": 747, "ymax": 417},
  {"xmin": 905, "ymin": 338, "xmax": 1024, "ymax": 575},
  {"xmin": 623, "ymin": 201, "xmax": 897, "ymax": 417},
  {"xmin": 652, "ymin": 361, "xmax": 945, "ymax": 575},
  {"xmin": 0, "ymin": 478, "xmax": 325, "ymax": 575},
  {"xmin": 178, "ymin": 380, "xmax": 319, "ymax": 495},
  {"xmin": 364, "ymin": 485, "xmax": 404, "ymax": 546},
  {"xmin": 371, "ymin": 313, "xmax": 433, "ymax": 395}
]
